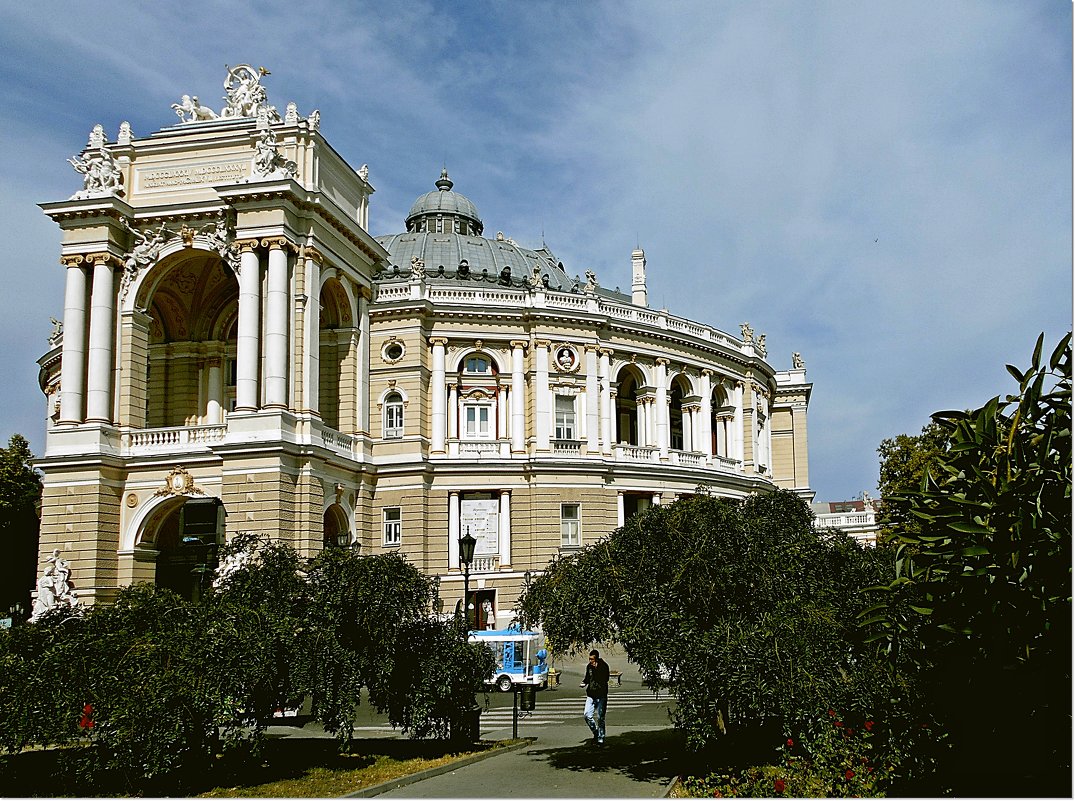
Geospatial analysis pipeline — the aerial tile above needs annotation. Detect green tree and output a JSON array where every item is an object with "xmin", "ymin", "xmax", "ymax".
[
  {"xmin": 864, "ymin": 332, "xmax": 1072, "ymax": 795},
  {"xmin": 518, "ymin": 490, "xmax": 897, "ymax": 753},
  {"xmin": 0, "ymin": 435, "xmax": 42, "ymax": 620},
  {"xmin": 875, "ymin": 421, "xmax": 947, "ymax": 540}
]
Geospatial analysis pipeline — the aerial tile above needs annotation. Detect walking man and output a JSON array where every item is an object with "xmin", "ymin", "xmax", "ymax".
[{"xmin": 580, "ymin": 649, "xmax": 610, "ymax": 745}]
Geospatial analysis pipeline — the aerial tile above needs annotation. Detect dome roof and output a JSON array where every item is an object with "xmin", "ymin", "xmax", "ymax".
[{"xmin": 405, "ymin": 169, "xmax": 482, "ymax": 232}]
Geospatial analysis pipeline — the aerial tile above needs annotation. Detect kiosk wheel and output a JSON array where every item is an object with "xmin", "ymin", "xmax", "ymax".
[{"xmin": 496, "ymin": 675, "xmax": 513, "ymax": 693}]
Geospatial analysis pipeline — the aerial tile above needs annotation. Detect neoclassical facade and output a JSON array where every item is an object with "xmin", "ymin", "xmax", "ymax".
[{"xmin": 36, "ymin": 68, "xmax": 812, "ymax": 623}]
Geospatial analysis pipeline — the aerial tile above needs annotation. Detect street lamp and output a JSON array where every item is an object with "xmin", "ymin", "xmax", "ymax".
[{"xmin": 459, "ymin": 527, "xmax": 477, "ymax": 631}]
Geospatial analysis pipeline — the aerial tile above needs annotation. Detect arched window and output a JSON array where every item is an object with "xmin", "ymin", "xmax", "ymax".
[
  {"xmin": 465, "ymin": 355, "xmax": 491, "ymax": 374},
  {"xmin": 383, "ymin": 391, "xmax": 404, "ymax": 439}
]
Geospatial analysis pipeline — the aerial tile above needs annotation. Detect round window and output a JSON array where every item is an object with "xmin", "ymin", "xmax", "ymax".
[{"xmin": 382, "ymin": 341, "xmax": 405, "ymax": 363}]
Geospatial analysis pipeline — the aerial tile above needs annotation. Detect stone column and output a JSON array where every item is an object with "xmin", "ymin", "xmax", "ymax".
[
  {"xmin": 599, "ymin": 349, "xmax": 613, "ymax": 453},
  {"xmin": 585, "ymin": 346, "xmax": 599, "ymax": 453},
  {"xmin": 117, "ymin": 308, "xmax": 152, "ymax": 428},
  {"xmin": 85, "ymin": 253, "xmax": 117, "ymax": 423},
  {"xmin": 430, "ymin": 337, "xmax": 447, "ymax": 453},
  {"xmin": 700, "ymin": 370, "xmax": 713, "ymax": 458},
  {"xmin": 59, "ymin": 256, "xmax": 88, "ymax": 424},
  {"xmin": 448, "ymin": 490, "xmax": 460, "ymax": 569},
  {"xmin": 235, "ymin": 241, "xmax": 261, "ymax": 411},
  {"xmin": 534, "ymin": 339, "xmax": 551, "ymax": 451},
  {"xmin": 616, "ymin": 492, "xmax": 625, "ymax": 528},
  {"xmin": 682, "ymin": 406, "xmax": 694, "ymax": 453},
  {"xmin": 357, "ymin": 286, "xmax": 371, "ymax": 434},
  {"xmin": 447, "ymin": 383, "xmax": 458, "ymax": 440},
  {"xmin": 206, "ymin": 355, "xmax": 223, "ymax": 424},
  {"xmin": 499, "ymin": 491, "xmax": 511, "ymax": 566},
  {"xmin": 510, "ymin": 340, "xmax": 527, "ymax": 453},
  {"xmin": 655, "ymin": 359, "xmax": 669, "ymax": 458},
  {"xmin": 302, "ymin": 250, "xmax": 322, "ymax": 416},
  {"xmin": 734, "ymin": 382, "xmax": 745, "ymax": 465},
  {"xmin": 262, "ymin": 238, "xmax": 290, "ymax": 409}
]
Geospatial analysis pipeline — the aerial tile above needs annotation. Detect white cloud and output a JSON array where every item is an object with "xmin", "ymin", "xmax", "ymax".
[{"xmin": 0, "ymin": 1, "xmax": 1068, "ymax": 499}]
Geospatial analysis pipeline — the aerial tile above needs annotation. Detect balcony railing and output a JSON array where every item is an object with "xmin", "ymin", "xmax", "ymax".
[
  {"xmin": 552, "ymin": 439, "xmax": 583, "ymax": 456},
  {"xmin": 126, "ymin": 424, "xmax": 226, "ymax": 454},
  {"xmin": 614, "ymin": 444, "xmax": 659, "ymax": 462},
  {"xmin": 471, "ymin": 555, "xmax": 500, "ymax": 573}
]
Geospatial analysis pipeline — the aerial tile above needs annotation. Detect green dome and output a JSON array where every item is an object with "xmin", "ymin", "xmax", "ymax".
[{"xmin": 405, "ymin": 169, "xmax": 483, "ymax": 235}]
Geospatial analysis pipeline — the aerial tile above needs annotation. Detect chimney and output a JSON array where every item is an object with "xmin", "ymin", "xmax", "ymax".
[{"xmin": 631, "ymin": 248, "xmax": 647, "ymax": 307}]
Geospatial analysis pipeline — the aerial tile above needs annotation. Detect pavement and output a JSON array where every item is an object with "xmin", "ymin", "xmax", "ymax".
[
  {"xmin": 375, "ymin": 642, "xmax": 682, "ymax": 798},
  {"xmin": 267, "ymin": 642, "xmax": 683, "ymax": 798}
]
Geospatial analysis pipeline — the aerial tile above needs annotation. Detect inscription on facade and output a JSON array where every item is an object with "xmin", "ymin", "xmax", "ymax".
[{"xmin": 139, "ymin": 161, "xmax": 249, "ymax": 190}]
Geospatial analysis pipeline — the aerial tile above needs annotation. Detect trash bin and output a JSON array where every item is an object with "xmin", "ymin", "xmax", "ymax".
[
  {"xmin": 452, "ymin": 704, "xmax": 482, "ymax": 743},
  {"xmin": 519, "ymin": 684, "xmax": 536, "ymax": 712}
]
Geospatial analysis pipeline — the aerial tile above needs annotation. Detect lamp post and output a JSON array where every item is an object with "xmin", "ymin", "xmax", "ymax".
[{"xmin": 459, "ymin": 527, "xmax": 477, "ymax": 631}]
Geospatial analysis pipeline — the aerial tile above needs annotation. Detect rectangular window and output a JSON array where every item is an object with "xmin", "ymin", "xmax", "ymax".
[
  {"xmin": 560, "ymin": 503, "xmax": 580, "ymax": 547},
  {"xmin": 383, "ymin": 507, "xmax": 401, "ymax": 546},
  {"xmin": 464, "ymin": 404, "xmax": 492, "ymax": 438},
  {"xmin": 555, "ymin": 395, "xmax": 576, "ymax": 440},
  {"xmin": 384, "ymin": 401, "xmax": 404, "ymax": 439}
]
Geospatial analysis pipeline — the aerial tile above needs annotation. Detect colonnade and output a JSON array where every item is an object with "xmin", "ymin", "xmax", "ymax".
[
  {"xmin": 425, "ymin": 337, "xmax": 754, "ymax": 467},
  {"xmin": 57, "ymin": 236, "xmax": 369, "ymax": 432}
]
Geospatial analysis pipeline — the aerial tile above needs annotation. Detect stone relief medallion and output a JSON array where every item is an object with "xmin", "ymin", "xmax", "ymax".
[
  {"xmin": 154, "ymin": 466, "xmax": 205, "ymax": 497},
  {"xmin": 126, "ymin": 493, "xmax": 139, "ymax": 508},
  {"xmin": 553, "ymin": 344, "xmax": 580, "ymax": 374}
]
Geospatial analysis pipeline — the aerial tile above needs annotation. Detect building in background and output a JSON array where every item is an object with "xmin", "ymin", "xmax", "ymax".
[
  {"xmin": 35, "ymin": 67, "xmax": 813, "ymax": 623},
  {"xmin": 811, "ymin": 492, "xmax": 880, "ymax": 546}
]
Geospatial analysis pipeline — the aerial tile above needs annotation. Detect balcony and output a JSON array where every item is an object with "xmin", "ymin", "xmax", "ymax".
[
  {"xmin": 614, "ymin": 444, "xmax": 659, "ymax": 462},
  {"xmin": 471, "ymin": 555, "xmax": 500, "ymax": 573},
  {"xmin": 125, "ymin": 424, "xmax": 226, "ymax": 455}
]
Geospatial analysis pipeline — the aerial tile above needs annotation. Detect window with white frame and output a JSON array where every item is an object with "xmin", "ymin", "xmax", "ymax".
[
  {"xmin": 383, "ymin": 392, "xmax": 404, "ymax": 439},
  {"xmin": 383, "ymin": 507, "xmax": 401, "ymax": 546},
  {"xmin": 463, "ymin": 403, "xmax": 493, "ymax": 439},
  {"xmin": 561, "ymin": 503, "xmax": 581, "ymax": 547},
  {"xmin": 554, "ymin": 395, "xmax": 576, "ymax": 440}
]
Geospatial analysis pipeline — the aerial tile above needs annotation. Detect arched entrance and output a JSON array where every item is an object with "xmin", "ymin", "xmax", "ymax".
[
  {"xmin": 136, "ymin": 496, "xmax": 226, "ymax": 602},
  {"xmin": 322, "ymin": 503, "xmax": 352, "ymax": 548}
]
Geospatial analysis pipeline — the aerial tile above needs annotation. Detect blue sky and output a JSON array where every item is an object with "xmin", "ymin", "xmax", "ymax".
[{"xmin": 0, "ymin": 1, "xmax": 1070, "ymax": 501}]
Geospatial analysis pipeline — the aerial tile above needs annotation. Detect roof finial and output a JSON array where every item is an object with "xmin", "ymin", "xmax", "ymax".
[{"xmin": 436, "ymin": 168, "xmax": 453, "ymax": 192}]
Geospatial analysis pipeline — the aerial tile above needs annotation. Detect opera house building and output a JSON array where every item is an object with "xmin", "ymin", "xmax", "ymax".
[{"xmin": 35, "ymin": 67, "xmax": 812, "ymax": 625}]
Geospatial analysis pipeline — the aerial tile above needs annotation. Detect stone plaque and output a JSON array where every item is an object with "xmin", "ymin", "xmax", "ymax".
[{"xmin": 137, "ymin": 160, "xmax": 250, "ymax": 192}]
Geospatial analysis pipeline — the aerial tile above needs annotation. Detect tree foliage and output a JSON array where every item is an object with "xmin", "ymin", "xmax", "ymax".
[
  {"xmin": 863, "ymin": 332, "xmax": 1072, "ymax": 795},
  {"xmin": 518, "ymin": 489, "xmax": 897, "ymax": 752},
  {"xmin": 875, "ymin": 421, "xmax": 947, "ymax": 540},
  {"xmin": 0, "ymin": 435, "xmax": 42, "ymax": 618},
  {"xmin": 0, "ymin": 535, "xmax": 494, "ymax": 793}
]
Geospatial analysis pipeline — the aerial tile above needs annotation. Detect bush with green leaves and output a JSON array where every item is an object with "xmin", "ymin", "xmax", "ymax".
[
  {"xmin": 863, "ymin": 332, "xmax": 1071, "ymax": 796},
  {"xmin": 518, "ymin": 489, "xmax": 899, "ymax": 756},
  {"xmin": 0, "ymin": 534, "xmax": 496, "ymax": 793}
]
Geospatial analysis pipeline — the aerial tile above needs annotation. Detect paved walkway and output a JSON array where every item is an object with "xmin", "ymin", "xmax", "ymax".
[{"xmin": 376, "ymin": 643, "xmax": 681, "ymax": 798}]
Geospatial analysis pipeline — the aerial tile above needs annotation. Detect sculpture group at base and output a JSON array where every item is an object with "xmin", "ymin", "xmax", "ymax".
[{"xmin": 30, "ymin": 549, "xmax": 81, "ymax": 622}]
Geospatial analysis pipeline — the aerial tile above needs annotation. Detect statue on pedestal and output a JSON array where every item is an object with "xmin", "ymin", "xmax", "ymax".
[
  {"xmin": 30, "ymin": 550, "xmax": 81, "ymax": 622},
  {"xmin": 68, "ymin": 147, "xmax": 124, "ymax": 200}
]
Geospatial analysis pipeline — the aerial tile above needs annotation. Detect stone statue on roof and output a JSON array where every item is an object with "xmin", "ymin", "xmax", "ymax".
[
  {"xmin": 68, "ymin": 147, "xmax": 124, "ymax": 200},
  {"xmin": 221, "ymin": 64, "xmax": 280, "ymax": 122}
]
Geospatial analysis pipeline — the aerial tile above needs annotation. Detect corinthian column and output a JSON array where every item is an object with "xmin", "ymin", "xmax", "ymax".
[
  {"xmin": 599, "ymin": 348, "xmax": 613, "ymax": 453},
  {"xmin": 655, "ymin": 358, "xmax": 669, "ymax": 458},
  {"xmin": 262, "ymin": 238, "xmax": 291, "ymax": 408},
  {"xmin": 510, "ymin": 340, "xmax": 527, "ymax": 453},
  {"xmin": 85, "ymin": 253, "xmax": 117, "ymax": 423},
  {"xmin": 534, "ymin": 340, "xmax": 551, "ymax": 451},
  {"xmin": 430, "ymin": 337, "xmax": 447, "ymax": 453},
  {"xmin": 235, "ymin": 240, "xmax": 261, "ymax": 411},
  {"xmin": 59, "ymin": 255, "xmax": 88, "ymax": 424}
]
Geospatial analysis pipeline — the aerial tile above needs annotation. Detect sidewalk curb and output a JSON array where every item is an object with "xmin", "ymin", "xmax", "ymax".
[{"xmin": 342, "ymin": 738, "xmax": 535, "ymax": 798}]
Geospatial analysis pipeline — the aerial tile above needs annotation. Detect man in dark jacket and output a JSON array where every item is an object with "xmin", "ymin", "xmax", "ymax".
[{"xmin": 580, "ymin": 649, "xmax": 610, "ymax": 745}]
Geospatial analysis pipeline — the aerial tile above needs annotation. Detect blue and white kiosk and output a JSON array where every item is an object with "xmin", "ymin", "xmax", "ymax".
[{"xmin": 469, "ymin": 627, "xmax": 549, "ymax": 693}]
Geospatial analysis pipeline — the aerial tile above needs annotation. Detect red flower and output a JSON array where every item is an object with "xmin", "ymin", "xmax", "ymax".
[
  {"xmin": 827, "ymin": 708, "xmax": 836, "ymax": 717},
  {"xmin": 786, "ymin": 738, "xmax": 794, "ymax": 747},
  {"xmin": 845, "ymin": 769, "xmax": 855, "ymax": 781},
  {"xmin": 834, "ymin": 720, "xmax": 844, "ymax": 727},
  {"xmin": 78, "ymin": 703, "xmax": 95, "ymax": 730},
  {"xmin": 864, "ymin": 720, "xmax": 874, "ymax": 731},
  {"xmin": 774, "ymin": 779, "xmax": 786, "ymax": 794}
]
